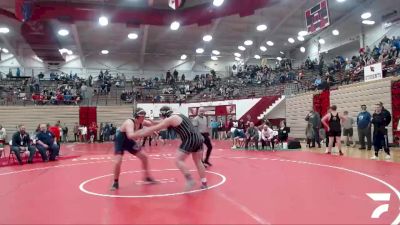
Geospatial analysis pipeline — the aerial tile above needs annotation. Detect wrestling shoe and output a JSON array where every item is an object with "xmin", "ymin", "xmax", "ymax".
[
  {"xmin": 144, "ymin": 177, "xmax": 159, "ymax": 185},
  {"xmin": 110, "ymin": 182, "xmax": 119, "ymax": 191}
]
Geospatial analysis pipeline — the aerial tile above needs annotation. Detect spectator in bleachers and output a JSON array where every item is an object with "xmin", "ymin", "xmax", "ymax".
[
  {"xmin": 36, "ymin": 123, "xmax": 59, "ymax": 161},
  {"xmin": 11, "ymin": 125, "xmax": 37, "ymax": 164}
]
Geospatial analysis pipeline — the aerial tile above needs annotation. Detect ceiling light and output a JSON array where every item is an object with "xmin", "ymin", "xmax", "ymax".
[
  {"xmin": 332, "ymin": 29, "xmax": 339, "ymax": 36},
  {"xmin": 213, "ymin": 0, "xmax": 224, "ymax": 7},
  {"xmin": 297, "ymin": 36, "xmax": 305, "ymax": 41},
  {"xmin": 58, "ymin": 29, "xmax": 69, "ymax": 36},
  {"xmin": 277, "ymin": 57, "xmax": 282, "ymax": 61},
  {"xmin": 288, "ymin": 38, "xmax": 295, "ymax": 43},
  {"xmin": 235, "ymin": 57, "xmax": 241, "ymax": 61},
  {"xmin": 212, "ymin": 50, "xmax": 220, "ymax": 55},
  {"xmin": 34, "ymin": 56, "xmax": 43, "ymax": 62},
  {"xmin": 2, "ymin": 48, "xmax": 9, "ymax": 53},
  {"xmin": 337, "ymin": 0, "xmax": 346, "ymax": 2},
  {"xmin": 362, "ymin": 20, "xmax": 375, "ymax": 25},
  {"xmin": 0, "ymin": 27, "xmax": 10, "ymax": 34},
  {"xmin": 170, "ymin": 21, "xmax": 180, "ymax": 30},
  {"xmin": 256, "ymin": 24, "xmax": 267, "ymax": 31},
  {"xmin": 266, "ymin": 41, "xmax": 274, "ymax": 46},
  {"xmin": 300, "ymin": 47, "xmax": 306, "ymax": 53},
  {"xmin": 319, "ymin": 39, "xmax": 325, "ymax": 44},
  {"xmin": 59, "ymin": 48, "xmax": 68, "ymax": 54},
  {"xmin": 101, "ymin": 50, "xmax": 109, "ymax": 55},
  {"xmin": 244, "ymin": 40, "xmax": 253, "ymax": 46},
  {"xmin": 234, "ymin": 52, "xmax": 241, "ymax": 57},
  {"xmin": 128, "ymin": 33, "xmax": 138, "ymax": 39},
  {"xmin": 211, "ymin": 56, "xmax": 218, "ymax": 61},
  {"xmin": 298, "ymin": 31, "xmax": 308, "ymax": 36},
  {"xmin": 180, "ymin": 54, "xmax": 187, "ymax": 60},
  {"xmin": 254, "ymin": 55, "xmax": 261, "ymax": 59},
  {"xmin": 238, "ymin": 46, "xmax": 246, "ymax": 51},
  {"xmin": 196, "ymin": 48, "xmax": 204, "ymax": 54},
  {"xmin": 260, "ymin": 46, "xmax": 267, "ymax": 52},
  {"xmin": 280, "ymin": 51, "xmax": 284, "ymax": 55},
  {"xmin": 203, "ymin": 35, "xmax": 213, "ymax": 42},
  {"xmin": 361, "ymin": 12, "xmax": 372, "ymax": 20},
  {"xmin": 99, "ymin": 16, "xmax": 109, "ymax": 26}
]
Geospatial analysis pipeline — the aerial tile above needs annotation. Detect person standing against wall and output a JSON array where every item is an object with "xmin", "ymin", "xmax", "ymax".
[
  {"xmin": 192, "ymin": 108, "xmax": 213, "ymax": 167},
  {"xmin": 305, "ymin": 110, "xmax": 321, "ymax": 148},
  {"xmin": 357, "ymin": 105, "xmax": 372, "ymax": 150},
  {"xmin": 210, "ymin": 119, "xmax": 219, "ymax": 140},
  {"xmin": 342, "ymin": 111, "xmax": 356, "ymax": 147},
  {"xmin": 371, "ymin": 102, "xmax": 392, "ymax": 160}
]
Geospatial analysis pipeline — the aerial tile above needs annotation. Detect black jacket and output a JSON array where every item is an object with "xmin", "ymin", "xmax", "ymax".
[
  {"xmin": 12, "ymin": 132, "xmax": 31, "ymax": 147},
  {"xmin": 382, "ymin": 107, "xmax": 392, "ymax": 127}
]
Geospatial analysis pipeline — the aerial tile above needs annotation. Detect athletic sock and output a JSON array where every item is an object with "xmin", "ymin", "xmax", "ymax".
[{"xmin": 201, "ymin": 178, "xmax": 207, "ymax": 183}]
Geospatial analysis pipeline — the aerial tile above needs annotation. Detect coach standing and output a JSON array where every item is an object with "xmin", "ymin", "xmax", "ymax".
[
  {"xmin": 380, "ymin": 102, "xmax": 392, "ymax": 157},
  {"xmin": 192, "ymin": 108, "xmax": 213, "ymax": 167},
  {"xmin": 357, "ymin": 105, "xmax": 372, "ymax": 150},
  {"xmin": 371, "ymin": 102, "xmax": 392, "ymax": 160}
]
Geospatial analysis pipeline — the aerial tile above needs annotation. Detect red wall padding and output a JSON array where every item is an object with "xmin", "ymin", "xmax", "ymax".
[
  {"xmin": 313, "ymin": 90, "xmax": 330, "ymax": 117},
  {"xmin": 392, "ymin": 81, "xmax": 400, "ymax": 144},
  {"xmin": 79, "ymin": 107, "xmax": 97, "ymax": 127}
]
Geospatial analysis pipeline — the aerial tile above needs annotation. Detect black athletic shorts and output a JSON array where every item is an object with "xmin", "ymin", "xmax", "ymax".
[
  {"xmin": 114, "ymin": 131, "xmax": 141, "ymax": 155},
  {"xmin": 328, "ymin": 130, "xmax": 341, "ymax": 137},
  {"xmin": 179, "ymin": 133, "xmax": 204, "ymax": 154}
]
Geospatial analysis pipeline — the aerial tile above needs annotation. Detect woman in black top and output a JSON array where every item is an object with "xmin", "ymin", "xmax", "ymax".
[
  {"xmin": 322, "ymin": 105, "xmax": 346, "ymax": 156},
  {"xmin": 277, "ymin": 120, "xmax": 289, "ymax": 143}
]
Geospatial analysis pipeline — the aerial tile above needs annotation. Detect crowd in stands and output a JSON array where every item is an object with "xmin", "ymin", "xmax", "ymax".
[
  {"xmin": 1, "ymin": 34, "xmax": 399, "ymax": 106},
  {"xmin": 304, "ymin": 35, "xmax": 400, "ymax": 91}
]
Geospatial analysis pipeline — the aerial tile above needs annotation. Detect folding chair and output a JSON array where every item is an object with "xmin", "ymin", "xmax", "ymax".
[{"xmin": 8, "ymin": 140, "xmax": 29, "ymax": 165}]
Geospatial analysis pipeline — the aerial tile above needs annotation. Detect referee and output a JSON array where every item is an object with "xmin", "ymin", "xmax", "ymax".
[{"xmin": 192, "ymin": 108, "xmax": 213, "ymax": 167}]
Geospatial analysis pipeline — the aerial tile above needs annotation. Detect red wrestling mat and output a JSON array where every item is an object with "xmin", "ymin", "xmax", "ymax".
[{"xmin": 0, "ymin": 141, "xmax": 399, "ymax": 224}]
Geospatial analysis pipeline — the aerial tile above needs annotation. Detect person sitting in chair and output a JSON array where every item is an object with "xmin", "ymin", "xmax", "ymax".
[
  {"xmin": 11, "ymin": 125, "xmax": 38, "ymax": 164},
  {"xmin": 245, "ymin": 122, "xmax": 259, "ymax": 149},
  {"xmin": 36, "ymin": 124, "xmax": 59, "ymax": 161},
  {"xmin": 261, "ymin": 124, "xmax": 277, "ymax": 150}
]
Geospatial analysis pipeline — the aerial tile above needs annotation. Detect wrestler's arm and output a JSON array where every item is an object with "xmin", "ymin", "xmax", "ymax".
[
  {"xmin": 143, "ymin": 119, "xmax": 161, "ymax": 126},
  {"xmin": 132, "ymin": 119, "xmax": 171, "ymax": 139}
]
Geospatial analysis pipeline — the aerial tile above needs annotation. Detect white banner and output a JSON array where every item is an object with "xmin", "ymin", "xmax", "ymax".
[{"xmin": 364, "ymin": 62, "xmax": 383, "ymax": 82}]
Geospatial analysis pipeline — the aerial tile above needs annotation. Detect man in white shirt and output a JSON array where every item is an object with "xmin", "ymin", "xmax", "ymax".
[
  {"xmin": 192, "ymin": 108, "xmax": 213, "ymax": 167},
  {"xmin": 0, "ymin": 125, "xmax": 6, "ymax": 155},
  {"xmin": 261, "ymin": 125, "xmax": 276, "ymax": 149}
]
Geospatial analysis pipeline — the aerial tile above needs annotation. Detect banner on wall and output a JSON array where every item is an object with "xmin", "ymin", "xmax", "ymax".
[
  {"xmin": 364, "ymin": 62, "xmax": 383, "ymax": 82},
  {"xmin": 188, "ymin": 105, "xmax": 236, "ymax": 117}
]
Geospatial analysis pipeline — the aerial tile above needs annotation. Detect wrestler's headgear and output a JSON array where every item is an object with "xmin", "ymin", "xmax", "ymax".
[
  {"xmin": 159, "ymin": 106, "xmax": 173, "ymax": 118},
  {"xmin": 133, "ymin": 108, "xmax": 146, "ymax": 118}
]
